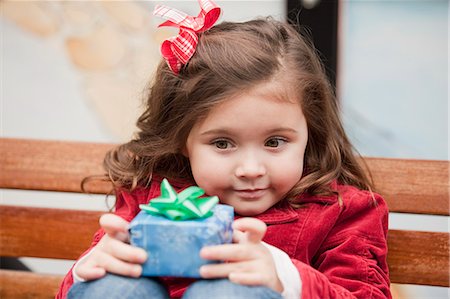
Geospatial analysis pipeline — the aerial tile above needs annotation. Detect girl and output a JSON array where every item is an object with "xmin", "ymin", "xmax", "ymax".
[{"xmin": 58, "ymin": 1, "xmax": 391, "ymax": 298}]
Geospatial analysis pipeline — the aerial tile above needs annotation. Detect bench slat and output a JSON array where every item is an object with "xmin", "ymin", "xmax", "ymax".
[
  {"xmin": 365, "ymin": 158, "xmax": 449, "ymax": 216},
  {"xmin": 1, "ymin": 205, "xmax": 448, "ymax": 286},
  {"xmin": 0, "ymin": 270, "xmax": 62, "ymax": 299},
  {"xmin": 387, "ymin": 229, "xmax": 449, "ymax": 287},
  {"xmin": 0, "ymin": 138, "xmax": 114, "ymax": 194},
  {"xmin": 1, "ymin": 138, "xmax": 448, "ymax": 215},
  {"xmin": 0, "ymin": 205, "xmax": 102, "ymax": 260}
]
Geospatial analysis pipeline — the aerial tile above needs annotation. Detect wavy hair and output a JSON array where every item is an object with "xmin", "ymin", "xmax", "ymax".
[{"xmin": 103, "ymin": 18, "xmax": 373, "ymax": 204}]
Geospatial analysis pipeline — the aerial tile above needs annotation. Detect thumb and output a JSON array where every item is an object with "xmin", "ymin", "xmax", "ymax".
[
  {"xmin": 99, "ymin": 213, "xmax": 130, "ymax": 242},
  {"xmin": 232, "ymin": 217, "xmax": 267, "ymax": 244}
]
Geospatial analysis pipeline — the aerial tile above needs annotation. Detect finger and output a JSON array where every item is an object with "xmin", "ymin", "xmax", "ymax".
[
  {"xmin": 101, "ymin": 236, "xmax": 147, "ymax": 264},
  {"xmin": 229, "ymin": 271, "xmax": 266, "ymax": 286},
  {"xmin": 200, "ymin": 261, "xmax": 248, "ymax": 279},
  {"xmin": 95, "ymin": 251, "xmax": 143, "ymax": 278},
  {"xmin": 232, "ymin": 218, "xmax": 267, "ymax": 244},
  {"xmin": 200, "ymin": 244, "xmax": 255, "ymax": 262},
  {"xmin": 76, "ymin": 262, "xmax": 107, "ymax": 281},
  {"xmin": 232, "ymin": 230, "xmax": 245, "ymax": 243},
  {"xmin": 99, "ymin": 214, "xmax": 130, "ymax": 242}
]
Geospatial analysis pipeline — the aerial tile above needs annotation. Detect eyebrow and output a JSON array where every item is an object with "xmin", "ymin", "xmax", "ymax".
[{"xmin": 200, "ymin": 127, "xmax": 298, "ymax": 136}]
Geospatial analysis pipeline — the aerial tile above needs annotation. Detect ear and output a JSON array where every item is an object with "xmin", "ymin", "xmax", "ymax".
[{"xmin": 181, "ymin": 146, "xmax": 189, "ymax": 158}]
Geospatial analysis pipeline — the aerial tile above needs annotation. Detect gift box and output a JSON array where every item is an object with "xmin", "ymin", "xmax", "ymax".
[{"xmin": 129, "ymin": 179, "xmax": 234, "ymax": 278}]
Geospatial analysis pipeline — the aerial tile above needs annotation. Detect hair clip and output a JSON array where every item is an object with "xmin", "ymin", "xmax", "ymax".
[{"xmin": 153, "ymin": 0, "xmax": 221, "ymax": 74}]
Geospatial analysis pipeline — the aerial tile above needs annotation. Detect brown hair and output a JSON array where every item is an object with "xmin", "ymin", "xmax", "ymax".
[{"xmin": 103, "ymin": 18, "xmax": 373, "ymax": 204}]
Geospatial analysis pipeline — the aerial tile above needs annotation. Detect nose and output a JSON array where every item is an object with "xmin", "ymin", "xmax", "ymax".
[{"xmin": 235, "ymin": 151, "xmax": 267, "ymax": 179}]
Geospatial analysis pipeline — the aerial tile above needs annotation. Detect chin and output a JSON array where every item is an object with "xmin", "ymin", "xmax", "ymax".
[{"xmin": 234, "ymin": 206, "xmax": 269, "ymax": 217}]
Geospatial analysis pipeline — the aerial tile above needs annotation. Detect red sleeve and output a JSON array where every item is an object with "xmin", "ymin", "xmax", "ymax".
[
  {"xmin": 55, "ymin": 184, "xmax": 158, "ymax": 299},
  {"xmin": 293, "ymin": 193, "xmax": 391, "ymax": 299},
  {"xmin": 55, "ymin": 229, "xmax": 105, "ymax": 299}
]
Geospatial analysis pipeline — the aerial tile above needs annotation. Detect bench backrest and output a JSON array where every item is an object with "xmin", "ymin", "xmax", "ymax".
[{"xmin": 0, "ymin": 138, "xmax": 449, "ymax": 298}]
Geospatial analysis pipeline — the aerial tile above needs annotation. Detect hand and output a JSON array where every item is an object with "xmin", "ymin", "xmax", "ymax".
[
  {"xmin": 74, "ymin": 214, "xmax": 148, "ymax": 281},
  {"xmin": 199, "ymin": 217, "xmax": 283, "ymax": 293}
]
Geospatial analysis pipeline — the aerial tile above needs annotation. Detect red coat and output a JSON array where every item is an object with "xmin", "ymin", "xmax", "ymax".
[{"xmin": 57, "ymin": 176, "xmax": 391, "ymax": 298}]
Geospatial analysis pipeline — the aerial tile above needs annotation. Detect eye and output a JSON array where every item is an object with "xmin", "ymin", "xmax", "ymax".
[
  {"xmin": 212, "ymin": 139, "xmax": 233, "ymax": 150},
  {"xmin": 265, "ymin": 137, "xmax": 287, "ymax": 148}
]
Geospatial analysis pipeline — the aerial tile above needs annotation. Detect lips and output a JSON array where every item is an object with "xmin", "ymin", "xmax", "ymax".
[{"xmin": 234, "ymin": 188, "xmax": 268, "ymax": 199}]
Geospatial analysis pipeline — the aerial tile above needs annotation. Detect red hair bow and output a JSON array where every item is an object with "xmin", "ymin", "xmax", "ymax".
[{"xmin": 153, "ymin": 0, "xmax": 221, "ymax": 74}]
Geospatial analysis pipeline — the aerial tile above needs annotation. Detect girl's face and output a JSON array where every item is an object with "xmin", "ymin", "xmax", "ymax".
[{"xmin": 185, "ymin": 84, "xmax": 308, "ymax": 216}]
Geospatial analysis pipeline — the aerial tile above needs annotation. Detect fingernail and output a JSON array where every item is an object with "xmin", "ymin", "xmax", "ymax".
[
  {"xmin": 199, "ymin": 266, "xmax": 209, "ymax": 277},
  {"xmin": 228, "ymin": 272, "xmax": 238, "ymax": 283},
  {"xmin": 133, "ymin": 265, "xmax": 142, "ymax": 277},
  {"xmin": 199, "ymin": 247, "xmax": 211, "ymax": 258},
  {"xmin": 139, "ymin": 250, "xmax": 148, "ymax": 262}
]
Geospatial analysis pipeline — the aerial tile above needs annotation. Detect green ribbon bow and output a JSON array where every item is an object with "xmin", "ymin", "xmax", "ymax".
[{"xmin": 139, "ymin": 178, "xmax": 219, "ymax": 221}]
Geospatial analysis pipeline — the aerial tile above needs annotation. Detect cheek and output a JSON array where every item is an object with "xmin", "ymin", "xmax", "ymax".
[
  {"xmin": 272, "ymin": 155, "xmax": 304, "ymax": 190},
  {"xmin": 189, "ymin": 157, "xmax": 227, "ymax": 191},
  {"xmin": 192, "ymin": 172, "xmax": 227, "ymax": 199}
]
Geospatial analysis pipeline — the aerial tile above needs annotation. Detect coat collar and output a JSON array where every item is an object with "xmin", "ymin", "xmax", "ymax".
[{"xmin": 293, "ymin": 180, "xmax": 340, "ymax": 206}]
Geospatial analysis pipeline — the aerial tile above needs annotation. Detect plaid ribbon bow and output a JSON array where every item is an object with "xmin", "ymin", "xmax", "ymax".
[{"xmin": 153, "ymin": 0, "xmax": 221, "ymax": 74}]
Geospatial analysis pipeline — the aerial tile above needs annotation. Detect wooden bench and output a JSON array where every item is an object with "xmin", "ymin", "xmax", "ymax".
[{"xmin": 1, "ymin": 138, "xmax": 449, "ymax": 298}]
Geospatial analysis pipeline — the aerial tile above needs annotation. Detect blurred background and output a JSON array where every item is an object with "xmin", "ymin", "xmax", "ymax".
[{"xmin": 1, "ymin": 0, "xmax": 448, "ymax": 298}]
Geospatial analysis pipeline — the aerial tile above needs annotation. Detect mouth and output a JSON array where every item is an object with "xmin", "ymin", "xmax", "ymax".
[{"xmin": 234, "ymin": 188, "xmax": 268, "ymax": 200}]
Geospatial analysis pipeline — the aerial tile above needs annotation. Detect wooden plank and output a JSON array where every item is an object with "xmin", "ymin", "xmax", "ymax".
[
  {"xmin": 0, "ymin": 270, "xmax": 63, "ymax": 299},
  {"xmin": 364, "ymin": 158, "xmax": 449, "ymax": 216},
  {"xmin": 387, "ymin": 229, "xmax": 449, "ymax": 286},
  {"xmin": 0, "ymin": 205, "xmax": 103, "ymax": 260},
  {"xmin": 0, "ymin": 138, "xmax": 115, "ymax": 194}
]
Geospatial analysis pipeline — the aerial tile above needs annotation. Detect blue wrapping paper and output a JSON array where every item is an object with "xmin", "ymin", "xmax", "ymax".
[{"xmin": 129, "ymin": 204, "xmax": 234, "ymax": 277}]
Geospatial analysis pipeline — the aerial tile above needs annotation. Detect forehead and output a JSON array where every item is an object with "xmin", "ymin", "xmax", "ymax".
[{"xmin": 192, "ymin": 81, "xmax": 305, "ymax": 134}]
